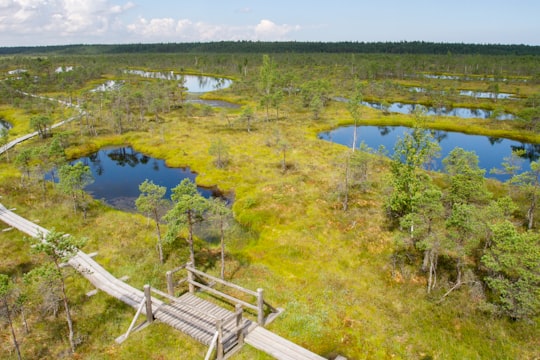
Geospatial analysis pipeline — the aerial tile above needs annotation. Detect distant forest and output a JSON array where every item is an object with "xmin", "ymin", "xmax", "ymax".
[{"xmin": 1, "ymin": 41, "xmax": 539, "ymax": 56}]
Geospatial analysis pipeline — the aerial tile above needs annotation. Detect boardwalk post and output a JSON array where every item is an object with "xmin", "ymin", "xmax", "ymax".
[
  {"xmin": 143, "ymin": 285, "xmax": 154, "ymax": 323},
  {"xmin": 236, "ymin": 304, "xmax": 244, "ymax": 346},
  {"xmin": 187, "ymin": 262, "xmax": 195, "ymax": 293},
  {"xmin": 166, "ymin": 271, "xmax": 174, "ymax": 296},
  {"xmin": 257, "ymin": 288, "xmax": 265, "ymax": 326},
  {"xmin": 216, "ymin": 319, "xmax": 224, "ymax": 360}
]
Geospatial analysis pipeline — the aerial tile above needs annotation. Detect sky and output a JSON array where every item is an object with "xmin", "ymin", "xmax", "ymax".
[{"xmin": 0, "ymin": 0, "xmax": 538, "ymax": 47}]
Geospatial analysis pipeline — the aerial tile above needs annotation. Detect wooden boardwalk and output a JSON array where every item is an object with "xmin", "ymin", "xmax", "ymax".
[
  {"xmin": 0, "ymin": 203, "xmax": 150, "ymax": 310},
  {"xmin": 155, "ymin": 293, "xmax": 249, "ymax": 353},
  {"xmin": 245, "ymin": 327, "xmax": 326, "ymax": 360}
]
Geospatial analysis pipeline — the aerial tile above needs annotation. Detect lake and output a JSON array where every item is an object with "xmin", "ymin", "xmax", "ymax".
[
  {"xmin": 123, "ymin": 70, "xmax": 233, "ymax": 92},
  {"xmin": 319, "ymin": 125, "xmax": 539, "ymax": 181},
  {"xmin": 334, "ymin": 97, "xmax": 514, "ymax": 120},
  {"xmin": 66, "ymin": 147, "xmax": 222, "ymax": 211}
]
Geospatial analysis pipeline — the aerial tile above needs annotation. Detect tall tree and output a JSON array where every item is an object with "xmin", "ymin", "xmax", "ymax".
[
  {"xmin": 28, "ymin": 229, "xmax": 86, "ymax": 354},
  {"xmin": 386, "ymin": 124, "xmax": 440, "ymax": 221},
  {"xmin": 0, "ymin": 274, "xmax": 22, "ymax": 360},
  {"xmin": 400, "ymin": 184, "xmax": 445, "ymax": 293},
  {"xmin": 347, "ymin": 83, "xmax": 363, "ymax": 152},
  {"xmin": 259, "ymin": 54, "xmax": 276, "ymax": 121},
  {"xmin": 239, "ymin": 106, "xmax": 254, "ymax": 133},
  {"xmin": 443, "ymin": 147, "xmax": 489, "ymax": 206},
  {"xmin": 136, "ymin": 180, "xmax": 169, "ymax": 264},
  {"xmin": 445, "ymin": 203, "xmax": 481, "ymax": 287},
  {"xmin": 164, "ymin": 179, "xmax": 210, "ymax": 267},
  {"xmin": 510, "ymin": 161, "xmax": 540, "ymax": 229},
  {"xmin": 482, "ymin": 221, "xmax": 540, "ymax": 320},
  {"xmin": 14, "ymin": 148, "xmax": 34, "ymax": 186},
  {"xmin": 30, "ymin": 115, "xmax": 53, "ymax": 139},
  {"xmin": 209, "ymin": 198, "xmax": 232, "ymax": 279},
  {"xmin": 208, "ymin": 138, "xmax": 230, "ymax": 169},
  {"xmin": 58, "ymin": 162, "xmax": 94, "ymax": 216}
]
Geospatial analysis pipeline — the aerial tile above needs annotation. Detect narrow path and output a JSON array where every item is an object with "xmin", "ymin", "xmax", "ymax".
[
  {"xmin": 1, "ymin": 90, "xmax": 83, "ymax": 154},
  {"xmin": 0, "ymin": 203, "xmax": 150, "ymax": 309}
]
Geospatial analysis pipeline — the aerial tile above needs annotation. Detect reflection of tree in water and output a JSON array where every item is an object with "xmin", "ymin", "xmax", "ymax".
[
  {"xmin": 86, "ymin": 152, "xmax": 104, "ymax": 176},
  {"xmin": 107, "ymin": 147, "xmax": 141, "ymax": 167},
  {"xmin": 511, "ymin": 144, "xmax": 540, "ymax": 162},
  {"xmin": 197, "ymin": 76, "xmax": 210, "ymax": 90},
  {"xmin": 152, "ymin": 159, "xmax": 159, "ymax": 171},
  {"xmin": 213, "ymin": 77, "xmax": 226, "ymax": 90},
  {"xmin": 377, "ymin": 126, "xmax": 392, "ymax": 136},
  {"xmin": 487, "ymin": 136, "xmax": 504, "ymax": 145},
  {"xmin": 428, "ymin": 130, "xmax": 448, "ymax": 143},
  {"xmin": 319, "ymin": 131, "xmax": 332, "ymax": 141}
]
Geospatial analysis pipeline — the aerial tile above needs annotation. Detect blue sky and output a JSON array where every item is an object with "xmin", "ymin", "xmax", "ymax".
[{"xmin": 0, "ymin": 0, "xmax": 538, "ymax": 46}]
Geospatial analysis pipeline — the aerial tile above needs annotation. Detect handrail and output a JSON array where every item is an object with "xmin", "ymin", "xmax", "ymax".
[
  {"xmin": 204, "ymin": 331, "xmax": 219, "ymax": 360},
  {"xmin": 186, "ymin": 265, "xmax": 258, "ymax": 297},
  {"xmin": 150, "ymin": 287, "xmax": 220, "ymax": 321},
  {"xmin": 221, "ymin": 304, "xmax": 243, "ymax": 328},
  {"xmin": 166, "ymin": 263, "xmax": 278, "ymax": 326},
  {"xmin": 167, "ymin": 264, "xmax": 188, "ymax": 275},
  {"xmin": 189, "ymin": 279, "xmax": 258, "ymax": 312}
]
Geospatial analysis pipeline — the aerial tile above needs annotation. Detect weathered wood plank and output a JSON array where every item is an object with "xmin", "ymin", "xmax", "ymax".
[{"xmin": 245, "ymin": 326, "xmax": 326, "ymax": 360}]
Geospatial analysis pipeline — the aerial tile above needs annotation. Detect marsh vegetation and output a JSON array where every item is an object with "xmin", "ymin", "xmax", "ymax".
[{"xmin": 0, "ymin": 45, "xmax": 539, "ymax": 359}]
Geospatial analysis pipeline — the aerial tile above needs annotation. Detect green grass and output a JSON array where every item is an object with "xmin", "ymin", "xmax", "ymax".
[{"xmin": 1, "ymin": 66, "xmax": 539, "ymax": 359}]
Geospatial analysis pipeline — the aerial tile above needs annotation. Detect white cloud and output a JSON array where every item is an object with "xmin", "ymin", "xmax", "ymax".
[
  {"xmin": 0, "ymin": 0, "xmax": 134, "ymax": 44},
  {"xmin": 254, "ymin": 19, "xmax": 300, "ymax": 40},
  {"xmin": 126, "ymin": 17, "xmax": 300, "ymax": 42},
  {"xmin": 0, "ymin": 1, "xmax": 301, "ymax": 46}
]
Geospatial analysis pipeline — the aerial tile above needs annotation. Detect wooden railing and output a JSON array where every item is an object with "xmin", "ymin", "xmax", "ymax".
[
  {"xmin": 147, "ymin": 285, "xmax": 244, "ymax": 360},
  {"xmin": 166, "ymin": 263, "xmax": 279, "ymax": 326}
]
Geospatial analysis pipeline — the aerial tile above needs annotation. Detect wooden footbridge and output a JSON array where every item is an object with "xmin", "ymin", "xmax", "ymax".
[{"xmin": 0, "ymin": 204, "xmax": 327, "ymax": 360}]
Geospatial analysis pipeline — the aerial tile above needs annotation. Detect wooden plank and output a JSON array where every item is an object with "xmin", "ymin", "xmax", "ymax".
[
  {"xmin": 245, "ymin": 326, "xmax": 326, "ymax": 360},
  {"xmin": 187, "ymin": 266, "xmax": 258, "ymax": 296}
]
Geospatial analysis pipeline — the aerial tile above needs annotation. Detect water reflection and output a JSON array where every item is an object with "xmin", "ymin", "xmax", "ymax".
[
  {"xmin": 71, "ymin": 147, "xmax": 223, "ymax": 211},
  {"xmin": 186, "ymin": 99, "xmax": 240, "ymax": 109},
  {"xmin": 0, "ymin": 119, "xmax": 11, "ymax": 131},
  {"xmin": 407, "ymin": 87, "xmax": 515, "ymax": 99},
  {"xmin": 124, "ymin": 70, "xmax": 232, "ymax": 92},
  {"xmin": 334, "ymin": 97, "xmax": 515, "ymax": 120},
  {"xmin": 319, "ymin": 125, "xmax": 539, "ymax": 181}
]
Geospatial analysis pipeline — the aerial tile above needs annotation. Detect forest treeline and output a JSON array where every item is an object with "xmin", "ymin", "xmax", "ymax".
[{"xmin": 1, "ymin": 41, "xmax": 539, "ymax": 56}]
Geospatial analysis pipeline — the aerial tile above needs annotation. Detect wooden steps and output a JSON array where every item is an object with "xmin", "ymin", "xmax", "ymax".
[{"xmin": 245, "ymin": 326, "xmax": 326, "ymax": 360}]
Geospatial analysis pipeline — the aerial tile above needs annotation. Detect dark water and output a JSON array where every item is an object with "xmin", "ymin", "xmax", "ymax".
[
  {"xmin": 0, "ymin": 118, "xmax": 12, "ymax": 131},
  {"xmin": 68, "ymin": 147, "xmax": 222, "ymax": 211},
  {"xmin": 186, "ymin": 99, "xmax": 240, "ymax": 108},
  {"xmin": 319, "ymin": 126, "xmax": 539, "ymax": 181},
  {"xmin": 334, "ymin": 97, "xmax": 515, "ymax": 120}
]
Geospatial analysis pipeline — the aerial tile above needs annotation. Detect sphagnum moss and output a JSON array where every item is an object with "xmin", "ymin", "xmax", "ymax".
[{"xmin": 1, "ymin": 59, "xmax": 539, "ymax": 359}]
